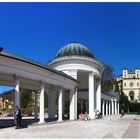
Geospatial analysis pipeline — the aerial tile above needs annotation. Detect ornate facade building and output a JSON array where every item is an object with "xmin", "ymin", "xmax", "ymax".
[{"xmin": 117, "ymin": 68, "xmax": 140, "ymax": 102}]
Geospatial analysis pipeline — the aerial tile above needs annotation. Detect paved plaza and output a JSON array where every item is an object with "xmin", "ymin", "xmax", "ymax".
[{"xmin": 0, "ymin": 114, "xmax": 140, "ymax": 138}]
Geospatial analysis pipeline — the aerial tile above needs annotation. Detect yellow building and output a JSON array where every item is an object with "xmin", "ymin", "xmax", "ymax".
[
  {"xmin": 0, "ymin": 99, "xmax": 11, "ymax": 110},
  {"xmin": 0, "ymin": 90, "xmax": 14, "ymax": 110},
  {"xmin": 117, "ymin": 68, "xmax": 140, "ymax": 102}
]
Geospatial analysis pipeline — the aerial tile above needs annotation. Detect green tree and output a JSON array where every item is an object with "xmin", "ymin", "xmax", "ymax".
[
  {"xmin": 119, "ymin": 92, "xmax": 130, "ymax": 113},
  {"xmin": 20, "ymin": 89, "xmax": 33, "ymax": 108}
]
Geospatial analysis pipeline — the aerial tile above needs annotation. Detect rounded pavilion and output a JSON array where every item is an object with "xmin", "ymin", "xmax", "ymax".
[
  {"xmin": 48, "ymin": 42, "xmax": 119, "ymax": 119},
  {"xmin": 48, "ymin": 42, "xmax": 105, "ymax": 119}
]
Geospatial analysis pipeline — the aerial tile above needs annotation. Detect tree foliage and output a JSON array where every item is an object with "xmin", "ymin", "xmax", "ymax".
[
  {"xmin": 101, "ymin": 63, "xmax": 115, "ymax": 92},
  {"xmin": 119, "ymin": 92, "xmax": 130, "ymax": 112},
  {"xmin": 20, "ymin": 89, "xmax": 34, "ymax": 108}
]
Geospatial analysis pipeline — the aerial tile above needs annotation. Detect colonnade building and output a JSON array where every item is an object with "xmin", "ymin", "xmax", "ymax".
[{"xmin": 0, "ymin": 42, "xmax": 119, "ymax": 124}]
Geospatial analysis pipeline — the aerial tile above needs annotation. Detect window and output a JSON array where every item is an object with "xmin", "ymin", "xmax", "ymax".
[
  {"xmin": 137, "ymin": 82, "xmax": 139, "ymax": 87},
  {"xmin": 124, "ymin": 83, "xmax": 126, "ymax": 87},
  {"xmin": 130, "ymin": 82, "xmax": 134, "ymax": 87}
]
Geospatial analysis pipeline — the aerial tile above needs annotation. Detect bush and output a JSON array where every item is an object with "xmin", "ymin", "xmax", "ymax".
[
  {"xmin": 21, "ymin": 107, "xmax": 34, "ymax": 116},
  {"xmin": 129, "ymin": 103, "xmax": 140, "ymax": 113}
]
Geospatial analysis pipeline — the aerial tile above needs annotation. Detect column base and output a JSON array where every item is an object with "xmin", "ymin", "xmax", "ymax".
[
  {"xmin": 57, "ymin": 119, "xmax": 63, "ymax": 122},
  {"xmin": 89, "ymin": 115, "xmax": 95, "ymax": 120},
  {"xmin": 38, "ymin": 121, "xmax": 45, "ymax": 124},
  {"xmin": 70, "ymin": 118, "xmax": 75, "ymax": 121}
]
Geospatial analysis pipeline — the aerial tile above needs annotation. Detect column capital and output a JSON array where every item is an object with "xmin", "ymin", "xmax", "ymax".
[
  {"xmin": 102, "ymin": 99, "xmax": 105, "ymax": 101},
  {"xmin": 96, "ymin": 77, "xmax": 102, "ymax": 82},
  {"xmin": 40, "ymin": 81, "xmax": 45, "ymax": 85},
  {"xmin": 13, "ymin": 75, "xmax": 21, "ymax": 82},
  {"xmin": 69, "ymin": 70, "xmax": 77, "ymax": 79},
  {"xmin": 111, "ymin": 99, "xmax": 114, "ymax": 102},
  {"xmin": 88, "ymin": 72, "xmax": 95, "ymax": 78},
  {"xmin": 59, "ymin": 87, "xmax": 63, "ymax": 93}
]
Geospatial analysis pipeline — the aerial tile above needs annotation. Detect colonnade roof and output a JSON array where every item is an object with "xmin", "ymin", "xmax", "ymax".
[
  {"xmin": 0, "ymin": 49, "xmax": 78, "ymax": 83},
  {"xmin": 102, "ymin": 91, "xmax": 119, "ymax": 98}
]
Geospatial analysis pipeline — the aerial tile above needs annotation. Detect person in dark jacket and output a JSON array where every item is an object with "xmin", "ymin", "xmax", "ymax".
[
  {"xmin": 15, "ymin": 106, "xmax": 22, "ymax": 129},
  {"xmin": 120, "ymin": 109, "xmax": 124, "ymax": 118}
]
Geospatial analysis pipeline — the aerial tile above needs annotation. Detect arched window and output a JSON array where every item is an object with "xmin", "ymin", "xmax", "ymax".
[
  {"xmin": 124, "ymin": 83, "xmax": 126, "ymax": 87},
  {"xmin": 129, "ymin": 91, "xmax": 134, "ymax": 101},
  {"xmin": 130, "ymin": 82, "xmax": 134, "ymax": 87}
]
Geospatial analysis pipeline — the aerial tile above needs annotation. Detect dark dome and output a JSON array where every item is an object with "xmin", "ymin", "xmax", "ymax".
[{"xmin": 56, "ymin": 42, "xmax": 94, "ymax": 58}]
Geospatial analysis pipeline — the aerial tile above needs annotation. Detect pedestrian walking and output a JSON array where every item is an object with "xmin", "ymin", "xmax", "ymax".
[
  {"xmin": 120, "ymin": 109, "xmax": 124, "ymax": 118},
  {"xmin": 15, "ymin": 106, "xmax": 22, "ymax": 129}
]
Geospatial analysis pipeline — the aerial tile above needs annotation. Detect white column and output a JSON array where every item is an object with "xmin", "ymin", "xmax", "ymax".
[
  {"xmin": 106, "ymin": 101, "xmax": 108, "ymax": 115},
  {"xmin": 58, "ymin": 88, "xmax": 63, "ymax": 121},
  {"xmin": 115, "ymin": 99, "xmax": 117, "ymax": 115},
  {"xmin": 14, "ymin": 80, "xmax": 20, "ymax": 109},
  {"xmin": 96, "ymin": 80, "xmax": 101, "ymax": 112},
  {"xmin": 14, "ymin": 79, "xmax": 20, "ymax": 125},
  {"xmin": 39, "ymin": 82, "xmax": 45, "ymax": 124},
  {"xmin": 69, "ymin": 70, "xmax": 77, "ymax": 120},
  {"xmin": 109, "ymin": 101, "xmax": 111, "ymax": 115},
  {"xmin": 48, "ymin": 92, "xmax": 56, "ymax": 118},
  {"xmin": 70, "ymin": 88, "xmax": 77, "ymax": 120},
  {"xmin": 102, "ymin": 100, "xmax": 105, "ymax": 116},
  {"xmin": 74, "ymin": 88, "xmax": 77, "ymax": 119},
  {"xmin": 34, "ymin": 91, "xmax": 38, "ymax": 119},
  {"xmin": 111, "ymin": 99, "xmax": 114, "ymax": 115},
  {"xmin": 118, "ymin": 101, "xmax": 120, "ymax": 114},
  {"xmin": 89, "ymin": 72, "xmax": 95, "ymax": 119}
]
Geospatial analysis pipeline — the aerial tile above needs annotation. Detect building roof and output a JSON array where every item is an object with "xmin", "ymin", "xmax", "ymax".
[
  {"xmin": 56, "ymin": 42, "xmax": 94, "ymax": 58},
  {"xmin": 102, "ymin": 91, "xmax": 119, "ymax": 98},
  {"xmin": 0, "ymin": 49, "xmax": 78, "ymax": 83}
]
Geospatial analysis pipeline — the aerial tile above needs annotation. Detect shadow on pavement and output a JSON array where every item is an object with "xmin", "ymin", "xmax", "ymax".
[
  {"xmin": 0, "ymin": 116, "xmax": 69, "ymax": 129},
  {"xmin": 0, "ymin": 118, "xmax": 38, "ymax": 129}
]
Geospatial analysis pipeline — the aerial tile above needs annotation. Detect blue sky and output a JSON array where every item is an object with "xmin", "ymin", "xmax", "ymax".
[{"xmin": 0, "ymin": 2, "xmax": 140, "ymax": 92}]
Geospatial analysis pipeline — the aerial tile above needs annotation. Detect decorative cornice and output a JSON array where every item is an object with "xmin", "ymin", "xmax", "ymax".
[
  {"xmin": 48, "ymin": 56, "xmax": 104, "ymax": 73},
  {"xmin": 0, "ymin": 51, "xmax": 78, "ymax": 83}
]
